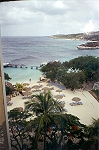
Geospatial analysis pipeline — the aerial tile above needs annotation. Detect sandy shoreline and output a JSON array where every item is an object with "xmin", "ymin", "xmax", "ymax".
[{"xmin": 7, "ymin": 79, "xmax": 99, "ymax": 126}]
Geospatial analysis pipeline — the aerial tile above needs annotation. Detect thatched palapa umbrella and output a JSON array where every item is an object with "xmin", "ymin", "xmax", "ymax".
[
  {"xmin": 37, "ymin": 80, "xmax": 43, "ymax": 85},
  {"xmin": 13, "ymin": 107, "xmax": 23, "ymax": 112},
  {"xmin": 54, "ymin": 95, "xmax": 63, "ymax": 100},
  {"xmin": 23, "ymin": 83, "xmax": 30, "ymax": 86},
  {"xmin": 46, "ymin": 83, "xmax": 52, "ymax": 87},
  {"xmin": 23, "ymin": 87, "xmax": 31, "ymax": 92},
  {"xmin": 22, "ymin": 91, "xmax": 32, "ymax": 96},
  {"xmin": 72, "ymin": 97, "xmax": 81, "ymax": 105},
  {"xmin": 5, "ymin": 82, "xmax": 13, "ymax": 88},
  {"xmin": 32, "ymin": 97, "xmax": 39, "ymax": 102},
  {"xmin": 6, "ymin": 96, "xmax": 11, "ymax": 103},
  {"xmin": 33, "ymin": 85, "xmax": 41, "ymax": 89},
  {"xmin": 42, "ymin": 87, "xmax": 50, "ymax": 91},
  {"xmin": 32, "ymin": 85, "xmax": 41, "ymax": 90},
  {"xmin": 56, "ymin": 89, "xmax": 62, "ymax": 94}
]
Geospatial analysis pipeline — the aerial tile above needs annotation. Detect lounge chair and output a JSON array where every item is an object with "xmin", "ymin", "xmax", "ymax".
[
  {"xmin": 70, "ymin": 102, "xmax": 75, "ymax": 106},
  {"xmin": 7, "ymin": 101, "xmax": 13, "ymax": 106},
  {"xmin": 77, "ymin": 101, "xmax": 83, "ymax": 105}
]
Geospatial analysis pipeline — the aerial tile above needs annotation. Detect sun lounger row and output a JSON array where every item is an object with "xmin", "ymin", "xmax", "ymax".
[
  {"xmin": 70, "ymin": 101, "xmax": 83, "ymax": 106},
  {"xmin": 77, "ymin": 101, "xmax": 83, "ymax": 105},
  {"xmin": 50, "ymin": 82, "xmax": 66, "ymax": 90}
]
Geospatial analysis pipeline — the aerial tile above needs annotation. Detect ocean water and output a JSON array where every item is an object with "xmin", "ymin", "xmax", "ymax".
[{"xmin": 1, "ymin": 36, "xmax": 99, "ymax": 84}]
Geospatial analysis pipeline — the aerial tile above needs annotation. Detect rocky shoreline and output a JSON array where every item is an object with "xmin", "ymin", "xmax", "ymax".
[{"xmin": 77, "ymin": 41, "xmax": 99, "ymax": 50}]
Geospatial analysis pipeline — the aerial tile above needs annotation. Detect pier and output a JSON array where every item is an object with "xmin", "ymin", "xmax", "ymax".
[{"xmin": 3, "ymin": 63, "xmax": 40, "ymax": 69}]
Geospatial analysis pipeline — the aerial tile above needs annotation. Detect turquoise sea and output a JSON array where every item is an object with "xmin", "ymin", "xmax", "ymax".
[{"xmin": 1, "ymin": 36, "xmax": 99, "ymax": 84}]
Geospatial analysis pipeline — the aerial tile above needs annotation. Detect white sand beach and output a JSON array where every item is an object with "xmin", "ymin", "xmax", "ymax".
[{"xmin": 7, "ymin": 80, "xmax": 99, "ymax": 126}]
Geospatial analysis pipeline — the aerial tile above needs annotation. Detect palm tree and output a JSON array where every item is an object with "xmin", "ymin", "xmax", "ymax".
[
  {"xmin": 15, "ymin": 83, "xmax": 23, "ymax": 94},
  {"xmin": 25, "ymin": 90, "xmax": 64, "ymax": 150}
]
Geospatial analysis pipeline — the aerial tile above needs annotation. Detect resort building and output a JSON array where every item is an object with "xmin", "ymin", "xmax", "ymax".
[{"xmin": 93, "ymin": 81, "xmax": 99, "ymax": 90}]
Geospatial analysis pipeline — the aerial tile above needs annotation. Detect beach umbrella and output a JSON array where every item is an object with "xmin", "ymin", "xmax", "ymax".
[
  {"xmin": 59, "ymin": 101, "xmax": 65, "ymax": 107},
  {"xmin": 22, "ymin": 91, "xmax": 32, "ymax": 96},
  {"xmin": 37, "ymin": 80, "xmax": 43, "ymax": 86},
  {"xmin": 42, "ymin": 87, "xmax": 50, "ymax": 91},
  {"xmin": 13, "ymin": 107, "xmax": 23, "ymax": 112},
  {"xmin": 32, "ymin": 85, "xmax": 41, "ymax": 90},
  {"xmin": 37, "ymin": 80, "xmax": 43, "ymax": 84},
  {"xmin": 6, "ymin": 96, "xmax": 11, "ymax": 103},
  {"xmin": 5, "ymin": 82, "xmax": 13, "ymax": 88},
  {"xmin": 47, "ymin": 79, "xmax": 51, "ymax": 82},
  {"xmin": 23, "ymin": 83, "xmax": 30, "ymax": 86},
  {"xmin": 56, "ymin": 89, "xmax": 62, "ymax": 94},
  {"xmin": 72, "ymin": 97, "xmax": 81, "ymax": 105},
  {"xmin": 32, "ymin": 97, "xmax": 39, "ymax": 102},
  {"xmin": 23, "ymin": 87, "xmax": 31, "ymax": 91},
  {"xmin": 13, "ymin": 91, "xmax": 19, "ymax": 95},
  {"xmin": 46, "ymin": 83, "xmax": 52, "ymax": 87},
  {"xmin": 54, "ymin": 95, "xmax": 63, "ymax": 100}
]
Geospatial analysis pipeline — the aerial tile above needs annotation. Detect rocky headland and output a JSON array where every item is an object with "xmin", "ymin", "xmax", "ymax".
[
  {"xmin": 50, "ymin": 31, "xmax": 99, "ymax": 50},
  {"xmin": 50, "ymin": 31, "xmax": 99, "ymax": 41},
  {"xmin": 77, "ymin": 41, "xmax": 99, "ymax": 50}
]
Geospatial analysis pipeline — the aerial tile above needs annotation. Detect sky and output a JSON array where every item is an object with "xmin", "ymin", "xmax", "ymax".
[{"xmin": 0, "ymin": 0, "xmax": 99, "ymax": 36}]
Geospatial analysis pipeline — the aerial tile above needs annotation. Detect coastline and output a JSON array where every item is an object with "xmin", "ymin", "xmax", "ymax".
[
  {"xmin": 77, "ymin": 41, "xmax": 99, "ymax": 50},
  {"xmin": 77, "ymin": 46, "xmax": 99, "ymax": 50},
  {"xmin": 4, "ymin": 66, "xmax": 42, "ymax": 85},
  {"xmin": 7, "ymin": 78, "xmax": 99, "ymax": 126}
]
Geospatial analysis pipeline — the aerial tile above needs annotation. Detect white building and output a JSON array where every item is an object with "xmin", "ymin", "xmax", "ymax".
[{"xmin": 93, "ymin": 82, "xmax": 99, "ymax": 90}]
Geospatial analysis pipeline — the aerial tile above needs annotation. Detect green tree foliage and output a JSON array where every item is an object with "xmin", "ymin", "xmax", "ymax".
[
  {"xmin": 40, "ymin": 61, "xmax": 61, "ymax": 81},
  {"xmin": 62, "ymin": 71, "xmax": 85, "ymax": 90},
  {"xmin": 4, "ymin": 72, "xmax": 12, "ymax": 81},
  {"xmin": 4, "ymin": 73, "xmax": 13, "ymax": 95},
  {"xmin": 8, "ymin": 109, "xmax": 33, "ymax": 150},
  {"xmin": 15, "ymin": 83, "xmax": 23, "ymax": 93},
  {"xmin": 6, "ymin": 86, "xmax": 13, "ymax": 95},
  {"xmin": 45, "ymin": 113, "xmax": 86, "ymax": 150},
  {"xmin": 69, "ymin": 56, "xmax": 99, "ymax": 81},
  {"xmin": 79, "ymin": 119, "xmax": 99, "ymax": 150},
  {"xmin": 8, "ymin": 94, "xmax": 99, "ymax": 150},
  {"xmin": 40, "ymin": 56, "xmax": 98, "ymax": 90},
  {"xmin": 25, "ymin": 90, "xmax": 64, "ymax": 150},
  {"xmin": 56, "ymin": 66, "xmax": 68, "ymax": 82}
]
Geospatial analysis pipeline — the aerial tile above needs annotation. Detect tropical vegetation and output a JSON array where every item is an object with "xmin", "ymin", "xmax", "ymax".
[
  {"xmin": 8, "ymin": 90, "xmax": 99, "ymax": 150},
  {"xmin": 40, "ymin": 56, "xmax": 99, "ymax": 90},
  {"xmin": 4, "ymin": 72, "xmax": 12, "ymax": 81},
  {"xmin": 4, "ymin": 73, "xmax": 13, "ymax": 95},
  {"xmin": 4, "ymin": 56, "xmax": 99, "ymax": 149},
  {"xmin": 8, "ymin": 109, "xmax": 32, "ymax": 150},
  {"xmin": 25, "ymin": 90, "xmax": 64, "ymax": 150},
  {"xmin": 15, "ymin": 83, "xmax": 23, "ymax": 94}
]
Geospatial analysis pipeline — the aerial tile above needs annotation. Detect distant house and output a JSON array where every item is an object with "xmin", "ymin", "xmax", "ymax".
[{"xmin": 93, "ymin": 82, "xmax": 99, "ymax": 90}]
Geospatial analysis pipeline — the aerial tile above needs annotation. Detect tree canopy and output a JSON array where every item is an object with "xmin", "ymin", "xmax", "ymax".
[
  {"xmin": 4, "ymin": 72, "xmax": 12, "ymax": 81},
  {"xmin": 8, "ymin": 90, "xmax": 99, "ymax": 150},
  {"xmin": 15, "ymin": 83, "xmax": 23, "ymax": 93},
  {"xmin": 40, "ymin": 56, "xmax": 98, "ymax": 90},
  {"xmin": 68, "ymin": 56, "xmax": 99, "ymax": 81},
  {"xmin": 25, "ymin": 90, "xmax": 64, "ymax": 150}
]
